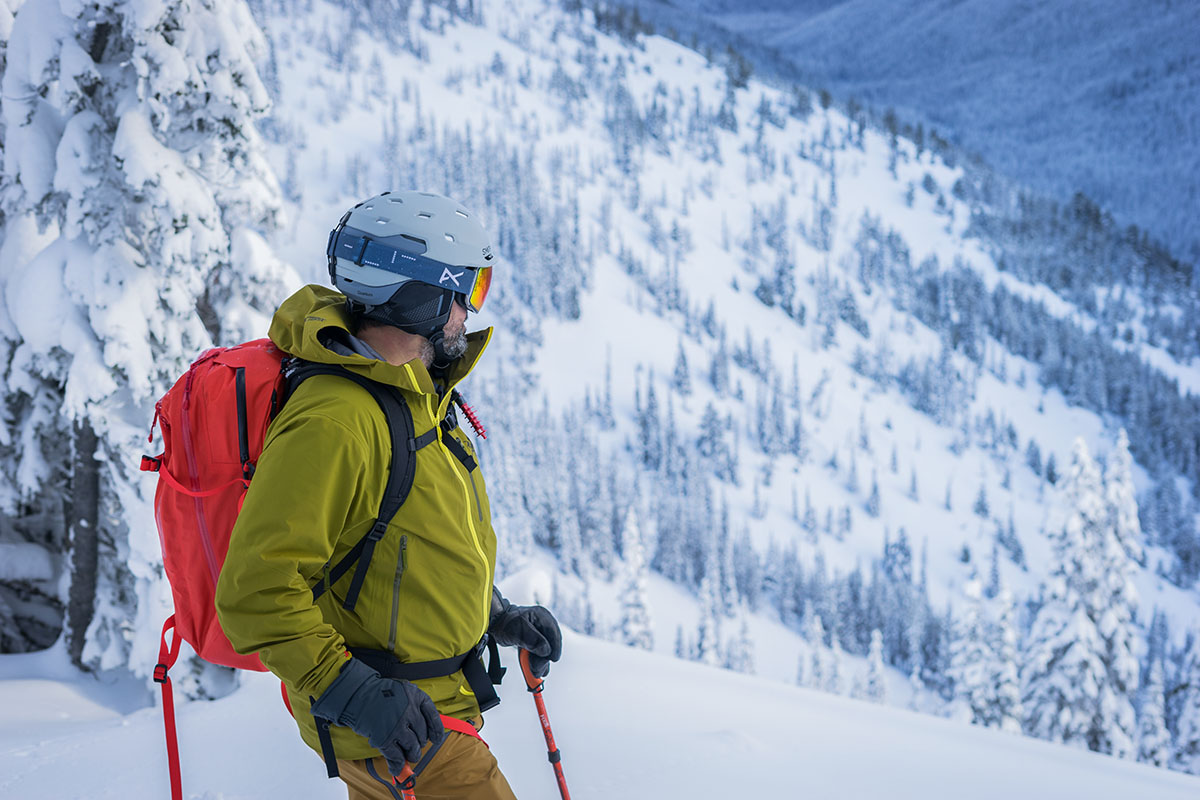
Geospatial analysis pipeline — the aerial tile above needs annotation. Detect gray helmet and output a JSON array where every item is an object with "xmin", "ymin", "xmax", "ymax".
[{"xmin": 327, "ymin": 190, "xmax": 495, "ymax": 337}]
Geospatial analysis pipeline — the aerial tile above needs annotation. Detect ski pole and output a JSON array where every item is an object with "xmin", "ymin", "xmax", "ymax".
[
  {"xmin": 394, "ymin": 765, "xmax": 417, "ymax": 800},
  {"xmin": 392, "ymin": 730, "xmax": 444, "ymax": 800},
  {"xmin": 519, "ymin": 649, "xmax": 571, "ymax": 800}
]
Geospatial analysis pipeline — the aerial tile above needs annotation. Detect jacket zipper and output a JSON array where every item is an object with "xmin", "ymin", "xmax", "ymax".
[
  {"xmin": 387, "ymin": 535, "xmax": 408, "ymax": 653},
  {"xmin": 427, "ymin": 395, "xmax": 492, "ymax": 634},
  {"xmin": 180, "ymin": 366, "xmax": 221, "ymax": 585}
]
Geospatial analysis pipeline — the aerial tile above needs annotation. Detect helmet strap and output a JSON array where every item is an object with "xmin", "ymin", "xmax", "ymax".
[{"xmin": 428, "ymin": 330, "xmax": 454, "ymax": 370}]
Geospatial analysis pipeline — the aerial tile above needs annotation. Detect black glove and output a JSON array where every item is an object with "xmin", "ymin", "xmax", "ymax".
[
  {"xmin": 309, "ymin": 657, "xmax": 444, "ymax": 776},
  {"xmin": 488, "ymin": 587, "xmax": 562, "ymax": 678}
]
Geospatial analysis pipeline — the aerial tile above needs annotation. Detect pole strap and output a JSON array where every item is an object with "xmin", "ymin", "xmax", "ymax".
[{"xmin": 155, "ymin": 615, "xmax": 184, "ymax": 800}]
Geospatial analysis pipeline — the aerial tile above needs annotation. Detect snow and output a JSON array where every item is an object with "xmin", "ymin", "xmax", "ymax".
[
  {"xmin": 1, "ymin": 0, "xmax": 1198, "ymax": 791},
  {"xmin": 0, "ymin": 542, "xmax": 55, "ymax": 581},
  {"xmin": 2, "ymin": 630, "xmax": 1198, "ymax": 799}
]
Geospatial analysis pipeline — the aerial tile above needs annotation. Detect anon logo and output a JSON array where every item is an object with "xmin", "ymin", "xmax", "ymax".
[{"xmin": 440, "ymin": 267, "xmax": 464, "ymax": 286}]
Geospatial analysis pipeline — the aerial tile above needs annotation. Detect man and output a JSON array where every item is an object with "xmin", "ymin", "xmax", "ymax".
[{"xmin": 216, "ymin": 190, "xmax": 562, "ymax": 799}]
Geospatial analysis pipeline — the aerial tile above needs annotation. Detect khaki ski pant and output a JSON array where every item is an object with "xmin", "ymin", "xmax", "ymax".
[{"xmin": 337, "ymin": 719, "xmax": 518, "ymax": 800}]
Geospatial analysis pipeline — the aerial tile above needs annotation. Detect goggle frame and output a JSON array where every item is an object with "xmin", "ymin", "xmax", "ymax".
[{"xmin": 327, "ymin": 224, "xmax": 492, "ymax": 313}]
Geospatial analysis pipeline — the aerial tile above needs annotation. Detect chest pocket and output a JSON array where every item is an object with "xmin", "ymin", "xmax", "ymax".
[{"xmin": 287, "ymin": 361, "xmax": 433, "ymax": 613}]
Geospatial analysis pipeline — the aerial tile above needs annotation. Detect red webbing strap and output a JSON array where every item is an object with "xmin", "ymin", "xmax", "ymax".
[
  {"xmin": 439, "ymin": 715, "xmax": 487, "ymax": 748},
  {"xmin": 155, "ymin": 615, "xmax": 184, "ymax": 800},
  {"xmin": 153, "ymin": 459, "xmax": 249, "ymax": 498}
]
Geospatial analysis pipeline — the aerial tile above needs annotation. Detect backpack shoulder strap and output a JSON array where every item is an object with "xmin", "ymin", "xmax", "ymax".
[{"xmin": 286, "ymin": 361, "xmax": 434, "ymax": 612}]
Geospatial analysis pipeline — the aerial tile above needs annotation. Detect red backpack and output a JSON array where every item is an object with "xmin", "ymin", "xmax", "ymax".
[
  {"xmin": 140, "ymin": 340, "xmax": 285, "ymax": 798},
  {"xmin": 141, "ymin": 337, "xmax": 434, "ymax": 799}
]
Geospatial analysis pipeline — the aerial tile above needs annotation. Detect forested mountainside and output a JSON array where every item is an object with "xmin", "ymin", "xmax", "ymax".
[
  {"xmin": 0, "ymin": 0, "xmax": 1198, "ymax": 776},
  {"xmin": 606, "ymin": 0, "xmax": 1200, "ymax": 269}
]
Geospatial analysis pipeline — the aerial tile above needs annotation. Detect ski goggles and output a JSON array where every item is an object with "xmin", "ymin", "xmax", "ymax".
[{"xmin": 328, "ymin": 225, "xmax": 493, "ymax": 313}]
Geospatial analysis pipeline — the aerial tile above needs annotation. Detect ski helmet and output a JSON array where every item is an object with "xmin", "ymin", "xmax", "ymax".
[{"xmin": 327, "ymin": 190, "xmax": 495, "ymax": 338}]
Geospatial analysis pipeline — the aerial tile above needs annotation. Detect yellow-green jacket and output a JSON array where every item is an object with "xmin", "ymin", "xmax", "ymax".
[{"xmin": 215, "ymin": 285, "xmax": 497, "ymax": 762}]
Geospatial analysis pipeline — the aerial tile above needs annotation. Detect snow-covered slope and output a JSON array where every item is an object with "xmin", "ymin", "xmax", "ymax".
[
  {"xmin": 259, "ymin": 0, "xmax": 1199, "ymax": 628},
  {"xmin": 3, "ymin": 0, "xmax": 1199, "ymax": 788},
  {"xmin": 618, "ymin": 0, "xmax": 1200, "ymax": 267},
  {"xmin": 2, "ymin": 629, "xmax": 1198, "ymax": 799},
  {"xmin": 247, "ymin": 0, "xmax": 1200, "ymax": 773}
]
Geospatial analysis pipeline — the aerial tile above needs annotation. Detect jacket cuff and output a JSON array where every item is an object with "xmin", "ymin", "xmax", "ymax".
[{"xmin": 488, "ymin": 585, "xmax": 511, "ymax": 629}]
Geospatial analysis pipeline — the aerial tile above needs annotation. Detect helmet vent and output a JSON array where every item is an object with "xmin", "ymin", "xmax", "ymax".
[
  {"xmin": 388, "ymin": 197, "xmax": 404, "ymax": 204},
  {"xmin": 375, "ymin": 217, "xmax": 389, "ymax": 225},
  {"xmin": 455, "ymin": 209, "xmax": 469, "ymax": 218},
  {"xmin": 444, "ymin": 233, "xmax": 455, "ymax": 242},
  {"xmin": 417, "ymin": 211, "xmax": 433, "ymax": 219}
]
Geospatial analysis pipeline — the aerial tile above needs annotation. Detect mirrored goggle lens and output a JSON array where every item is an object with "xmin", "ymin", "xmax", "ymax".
[{"xmin": 466, "ymin": 266, "xmax": 492, "ymax": 312}]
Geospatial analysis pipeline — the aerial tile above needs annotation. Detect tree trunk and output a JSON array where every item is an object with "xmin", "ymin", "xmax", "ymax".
[{"xmin": 66, "ymin": 419, "xmax": 100, "ymax": 669}]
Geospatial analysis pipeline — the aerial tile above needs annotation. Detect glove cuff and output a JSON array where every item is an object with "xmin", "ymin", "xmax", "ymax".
[
  {"xmin": 488, "ymin": 585, "xmax": 511, "ymax": 630},
  {"xmin": 309, "ymin": 657, "xmax": 379, "ymax": 724}
]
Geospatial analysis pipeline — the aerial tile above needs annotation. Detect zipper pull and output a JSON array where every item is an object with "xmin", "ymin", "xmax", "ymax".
[{"xmin": 148, "ymin": 404, "xmax": 161, "ymax": 444}]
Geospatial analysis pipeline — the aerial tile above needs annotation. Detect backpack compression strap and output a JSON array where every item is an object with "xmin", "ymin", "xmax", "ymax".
[{"xmin": 285, "ymin": 362, "xmax": 435, "ymax": 613}]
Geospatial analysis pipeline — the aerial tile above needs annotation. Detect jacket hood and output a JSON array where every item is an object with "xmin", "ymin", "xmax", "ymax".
[{"xmin": 268, "ymin": 284, "xmax": 491, "ymax": 395}]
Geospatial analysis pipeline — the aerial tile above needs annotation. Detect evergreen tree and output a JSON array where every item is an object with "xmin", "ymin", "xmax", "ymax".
[
  {"xmin": 1105, "ymin": 429, "xmax": 1145, "ymax": 566},
  {"xmin": 672, "ymin": 339, "xmax": 692, "ymax": 396},
  {"xmin": 908, "ymin": 659, "xmax": 924, "ymax": 712},
  {"xmin": 0, "ymin": 0, "xmax": 288, "ymax": 671},
  {"xmin": 695, "ymin": 526, "xmax": 722, "ymax": 667},
  {"xmin": 1173, "ymin": 633, "xmax": 1200, "ymax": 774},
  {"xmin": 718, "ymin": 502, "xmax": 739, "ymax": 617},
  {"xmin": 638, "ymin": 373, "xmax": 663, "ymax": 469},
  {"xmin": 619, "ymin": 506, "xmax": 654, "ymax": 651},
  {"xmin": 949, "ymin": 579, "xmax": 995, "ymax": 726},
  {"xmin": 991, "ymin": 588, "xmax": 1024, "ymax": 733},
  {"xmin": 1022, "ymin": 439, "xmax": 1140, "ymax": 758},
  {"xmin": 865, "ymin": 628, "xmax": 888, "ymax": 704},
  {"xmin": 803, "ymin": 487, "xmax": 818, "ymax": 540},
  {"xmin": 1138, "ymin": 659, "xmax": 1170, "ymax": 767},
  {"xmin": 1046, "ymin": 453, "xmax": 1059, "ymax": 485},
  {"xmin": 805, "ymin": 609, "xmax": 826, "ymax": 691},
  {"xmin": 827, "ymin": 632, "xmax": 845, "ymax": 695},
  {"xmin": 1026, "ymin": 440, "xmax": 1043, "ymax": 477},
  {"xmin": 866, "ymin": 471, "xmax": 881, "ymax": 517},
  {"xmin": 974, "ymin": 483, "xmax": 990, "ymax": 517},
  {"xmin": 725, "ymin": 612, "xmax": 756, "ymax": 675}
]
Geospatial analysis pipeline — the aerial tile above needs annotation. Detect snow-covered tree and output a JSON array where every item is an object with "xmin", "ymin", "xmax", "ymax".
[
  {"xmin": 804, "ymin": 608, "xmax": 826, "ymax": 691},
  {"xmin": 695, "ymin": 525, "xmax": 722, "ymax": 667},
  {"xmin": 725, "ymin": 612, "xmax": 755, "ymax": 675},
  {"xmin": 827, "ymin": 631, "xmax": 844, "ymax": 695},
  {"xmin": 949, "ymin": 579, "xmax": 994, "ymax": 725},
  {"xmin": 990, "ymin": 589, "xmax": 1023, "ymax": 733},
  {"xmin": 1174, "ymin": 633, "xmax": 1200, "ymax": 774},
  {"xmin": 0, "ymin": 0, "xmax": 291, "ymax": 672},
  {"xmin": 1138, "ymin": 659, "xmax": 1170, "ymax": 767},
  {"xmin": 1022, "ymin": 438, "xmax": 1140, "ymax": 758},
  {"xmin": 907, "ymin": 659, "xmax": 924, "ymax": 712},
  {"xmin": 672, "ymin": 339, "xmax": 691, "ymax": 396},
  {"xmin": 618, "ymin": 506, "xmax": 654, "ymax": 651},
  {"xmin": 1105, "ymin": 429, "xmax": 1145, "ymax": 566},
  {"xmin": 865, "ymin": 628, "xmax": 887, "ymax": 704}
]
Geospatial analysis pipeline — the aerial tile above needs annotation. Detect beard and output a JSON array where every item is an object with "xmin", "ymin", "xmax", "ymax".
[{"xmin": 441, "ymin": 319, "xmax": 468, "ymax": 360}]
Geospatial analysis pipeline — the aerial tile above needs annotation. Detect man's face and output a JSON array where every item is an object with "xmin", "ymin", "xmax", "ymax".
[{"xmin": 441, "ymin": 299, "xmax": 469, "ymax": 359}]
